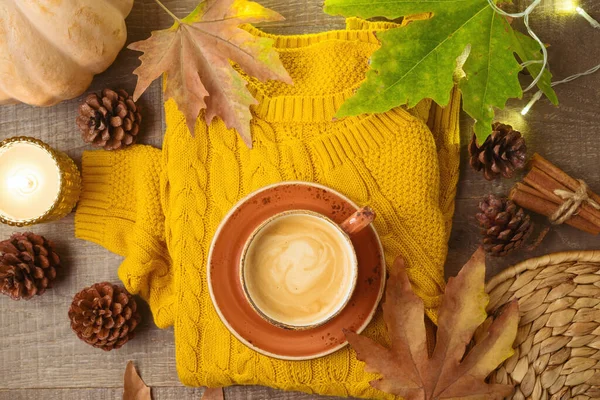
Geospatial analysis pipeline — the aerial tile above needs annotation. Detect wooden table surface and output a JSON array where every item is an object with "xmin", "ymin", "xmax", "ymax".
[{"xmin": 1, "ymin": 1, "xmax": 599, "ymax": 399}]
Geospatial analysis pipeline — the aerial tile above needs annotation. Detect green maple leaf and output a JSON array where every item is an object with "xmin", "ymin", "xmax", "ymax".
[
  {"xmin": 512, "ymin": 30, "xmax": 558, "ymax": 106},
  {"xmin": 324, "ymin": 0, "xmax": 558, "ymax": 143}
]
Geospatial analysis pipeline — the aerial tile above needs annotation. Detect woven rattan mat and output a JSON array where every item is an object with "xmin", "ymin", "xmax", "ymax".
[{"xmin": 486, "ymin": 251, "xmax": 600, "ymax": 400}]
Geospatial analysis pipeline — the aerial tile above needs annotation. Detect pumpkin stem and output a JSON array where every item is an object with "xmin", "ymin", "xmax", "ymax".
[{"xmin": 154, "ymin": 0, "xmax": 182, "ymax": 23}]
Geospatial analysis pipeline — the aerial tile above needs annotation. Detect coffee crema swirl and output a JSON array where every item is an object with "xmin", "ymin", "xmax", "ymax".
[{"xmin": 243, "ymin": 213, "xmax": 355, "ymax": 326}]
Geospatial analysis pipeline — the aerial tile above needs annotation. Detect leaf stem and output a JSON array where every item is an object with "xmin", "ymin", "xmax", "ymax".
[{"xmin": 154, "ymin": 0, "xmax": 182, "ymax": 24}]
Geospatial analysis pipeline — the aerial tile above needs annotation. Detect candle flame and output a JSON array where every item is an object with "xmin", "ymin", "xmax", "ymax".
[{"xmin": 6, "ymin": 172, "xmax": 38, "ymax": 194}]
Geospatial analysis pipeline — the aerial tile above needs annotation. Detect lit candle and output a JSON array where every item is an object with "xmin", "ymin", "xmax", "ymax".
[{"xmin": 0, "ymin": 137, "xmax": 81, "ymax": 226}]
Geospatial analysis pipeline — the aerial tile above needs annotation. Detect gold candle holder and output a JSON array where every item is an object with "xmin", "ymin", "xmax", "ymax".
[{"xmin": 0, "ymin": 137, "xmax": 81, "ymax": 227}]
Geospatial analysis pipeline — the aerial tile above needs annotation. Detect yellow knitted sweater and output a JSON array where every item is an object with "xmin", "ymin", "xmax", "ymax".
[{"xmin": 75, "ymin": 19, "xmax": 461, "ymax": 399}]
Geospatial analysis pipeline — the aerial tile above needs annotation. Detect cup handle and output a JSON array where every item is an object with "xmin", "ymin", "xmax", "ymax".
[{"xmin": 340, "ymin": 206, "xmax": 376, "ymax": 235}]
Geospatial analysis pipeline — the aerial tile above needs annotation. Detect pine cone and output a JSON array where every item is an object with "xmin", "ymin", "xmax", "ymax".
[
  {"xmin": 68, "ymin": 282, "xmax": 141, "ymax": 351},
  {"xmin": 0, "ymin": 233, "xmax": 60, "ymax": 300},
  {"xmin": 469, "ymin": 122, "xmax": 527, "ymax": 180},
  {"xmin": 76, "ymin": 89, "xmax": 142, "ymax": 151},
  {"xmin": 476, "ymin": 194, "xmax": 534, "ymax": 257}
]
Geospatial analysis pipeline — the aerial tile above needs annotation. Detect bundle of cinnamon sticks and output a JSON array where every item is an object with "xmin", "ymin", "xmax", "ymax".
[{"xmin": 509, "ymin": 153, "xmax": 600, "ymax": 235}]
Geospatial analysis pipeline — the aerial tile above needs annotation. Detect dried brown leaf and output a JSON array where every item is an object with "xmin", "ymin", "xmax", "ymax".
[
  {"xmin": 128, "ymin": 0, "xmax": 292, "ymax": 148},
  {"xmin": 201, "ymin": 387, "xmax": 224, "ymax": 399},
  {"xmin": 345, "ymin": 248, "xmax": 519, "ymax": 399},
  {"xmin": 123, "ymin": 361, "xmax": 151, "ymax": 400}
]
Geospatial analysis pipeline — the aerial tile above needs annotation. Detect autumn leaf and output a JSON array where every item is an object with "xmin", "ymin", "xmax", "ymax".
[
  {"xmin": 511, "ymin": 30, "xmax": 557, "ymax": 106},
  {"xmin": 123, "ymin": 361, "xmax": 151, "ymax": 400},
  {"xmin": 324, "ymin": 0, "xmax": 558, "ymax": 143},
  {"xmin": 345, "ymin": 248, "xmax": 519, "ymax": 399},
  {"xmin": 201, "ymin": 387, "xmax": 224, "ymax": 399},
  {"xmin": 128, "ymin": 0, "xmax": 293, "ymax": 148}
]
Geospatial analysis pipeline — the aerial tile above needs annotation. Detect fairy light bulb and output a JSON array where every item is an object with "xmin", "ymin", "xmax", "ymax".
[
  {"xmin": 576, "ymin": 6, "xmax": 600, "ymax": 28},
  {"xmin": 555, "ymin": 0, "xmax": 577, "ymax": 14},
  {"xmin": 521, "ymin": 91, "xmax": 543, "ymax": 115}
]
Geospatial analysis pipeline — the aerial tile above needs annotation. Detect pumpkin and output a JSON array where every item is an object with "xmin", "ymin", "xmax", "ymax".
[{"xmin": 0, "ymin": 0, "xmax": 133, "ymax": 106}]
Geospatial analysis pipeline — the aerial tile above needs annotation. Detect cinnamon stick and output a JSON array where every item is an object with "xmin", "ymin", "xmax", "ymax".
[
  {"xmin": 509, "ymin": 187, "xmax": 600, "ymax": 235},
  {"xmin": 523, "ymin": 167, "xmax": 600, "ymax": 229},
  {"xmin": 531, "ymin": 153, "xmax": 600, "ymax": 205},
  {"xmin": 514, "ymin": 182, "xmax": 543, "ymax": 198}
]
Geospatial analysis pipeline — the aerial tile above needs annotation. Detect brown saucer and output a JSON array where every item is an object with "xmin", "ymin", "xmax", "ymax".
[{"xmin": 207, "ymin": 182, "xmax": 385, "ymax": 360}]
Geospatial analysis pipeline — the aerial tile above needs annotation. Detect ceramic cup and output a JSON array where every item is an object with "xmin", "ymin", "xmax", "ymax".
[{"xmin": 240, "ymin": 206, "xmax": 375, "ymax": 330}]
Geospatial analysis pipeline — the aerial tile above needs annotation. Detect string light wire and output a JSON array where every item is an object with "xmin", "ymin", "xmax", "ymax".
[
  {"xmin": 522, "ymin": 62, "xmax": 600, "ymax": 114},
  {"xmin": 484, "ymin": 0, "xmax": 600, "ymax": 114},
  {"xmin": 552, "ymin": 62, "xmax": 600, "ymax": 86},
  {"xmin": 486, "ymin": 0, "xmax": 547, "ymax": 91}
]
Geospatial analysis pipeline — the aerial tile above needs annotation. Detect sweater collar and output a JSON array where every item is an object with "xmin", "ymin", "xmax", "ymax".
[{"xmin": 241, "ymin": 19, "xmax": 400, "ymax": 123}]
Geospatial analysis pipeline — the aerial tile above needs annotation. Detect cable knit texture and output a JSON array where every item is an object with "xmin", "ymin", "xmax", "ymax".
[{"xmin": 75, "ymin": 18, "xmax": 461, "ymax": 399}]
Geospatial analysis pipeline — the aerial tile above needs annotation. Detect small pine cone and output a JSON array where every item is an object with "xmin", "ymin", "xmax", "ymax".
[
  {"xmin": 0, "ymin": 233, "xmax": 60, "ymax": 300},
  {"xmin": 476, "ymin": 194, "xmax": 534, "ymax": 257},
  {"xmin": 68, "ymin": 282, "xmax": 141, "ymax": 351},
  {"xmin": 469, "ymin": 122, "xmax": 527, "ymax": 180},
  {"xmin": 76, "ymin": 89, "xmax": 142, "ymax": 151}
]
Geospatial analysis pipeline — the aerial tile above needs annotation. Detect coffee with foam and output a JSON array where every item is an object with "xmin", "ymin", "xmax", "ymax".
[{"xmin": 242, "ymin": 212, "xmax": 357, "ymax": 328}]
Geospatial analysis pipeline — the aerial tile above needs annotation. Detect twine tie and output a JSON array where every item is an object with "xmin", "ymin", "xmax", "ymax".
[{"xmin": 550, "ymin": 179, "xmax": 600, "ymax": 225}]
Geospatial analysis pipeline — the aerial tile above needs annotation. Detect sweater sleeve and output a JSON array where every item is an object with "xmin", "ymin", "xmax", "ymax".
[{"xmin": 75, "ymin": 145, "xmax": 175, "ymax": 328}]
